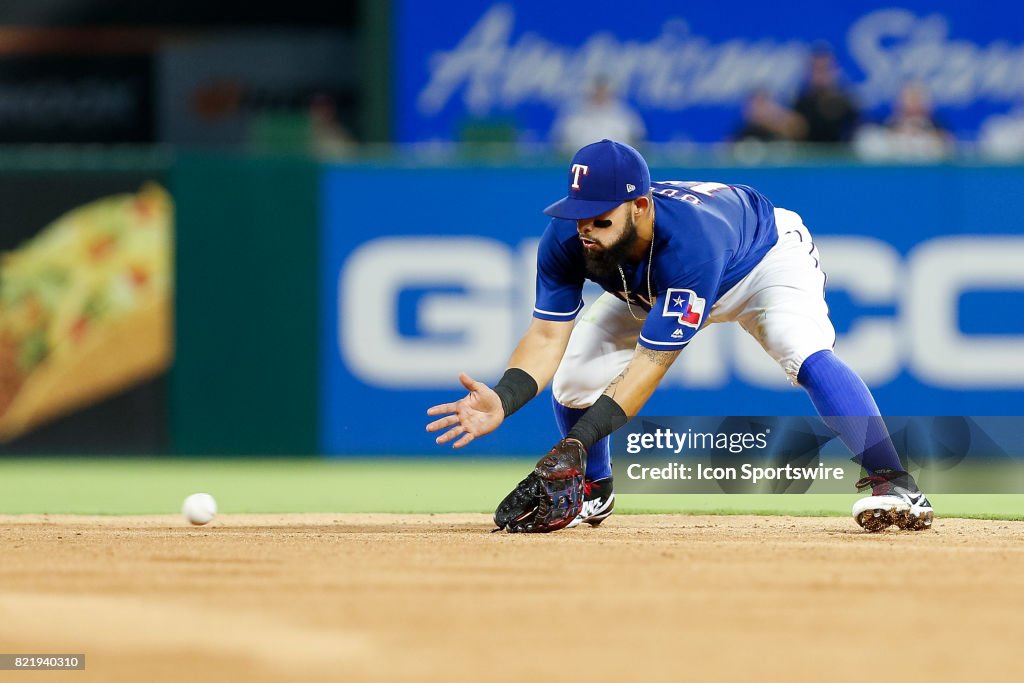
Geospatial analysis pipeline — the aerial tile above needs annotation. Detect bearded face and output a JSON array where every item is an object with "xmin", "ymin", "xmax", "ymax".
[{"xmin": 581, "ymin": 210, "xmax": 640, "ymax": 279}]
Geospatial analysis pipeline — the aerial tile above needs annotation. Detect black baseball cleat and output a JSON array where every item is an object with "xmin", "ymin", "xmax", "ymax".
[
  {"xmin": 566, "ymin": 477, "xmax": 615, "ymax": 528},
  {"xmin": 852, "ymin": 469, "xmax": 933, "ymax": 532}
]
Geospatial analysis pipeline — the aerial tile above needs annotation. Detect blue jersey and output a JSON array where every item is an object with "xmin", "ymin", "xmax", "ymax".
[{"xmin": 533, "ymin": 181, "xmax": 779, "ymax": 350}]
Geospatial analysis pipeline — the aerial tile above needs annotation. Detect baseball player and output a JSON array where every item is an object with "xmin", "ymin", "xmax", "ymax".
[{"xmin": 426, "ymin": 139, "xmax": 932, "ymax": 534}]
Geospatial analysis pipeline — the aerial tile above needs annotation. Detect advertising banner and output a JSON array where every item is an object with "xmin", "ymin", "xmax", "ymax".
[
  {"xmin": 0, "ymin": 54, "xmax": 154, "ymax": 143},
  {"xmin": 396, "ymin": 0, "xmax": 1024, "ymax": 144},
  {"xmin": 321, "ymin": 162, "xmax": 1024, "ymax": 455},
  {"xmin": 0, "ymin": 166, "xmax": 172, "ymax": 454}
]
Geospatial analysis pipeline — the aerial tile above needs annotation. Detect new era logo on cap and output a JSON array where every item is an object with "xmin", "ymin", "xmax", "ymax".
[{"xmin": 543, "ymin": 139, "xmax": 652, "ymax": 220}]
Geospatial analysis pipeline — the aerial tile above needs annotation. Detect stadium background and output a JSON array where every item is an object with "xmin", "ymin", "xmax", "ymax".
[
  {"xmin": 0, "ymin": 0, "xmax": 1021, "ymax": 460},
  {"xmin": 1, "ymin": 3, "xmax": 1023, "ymax": 680}
]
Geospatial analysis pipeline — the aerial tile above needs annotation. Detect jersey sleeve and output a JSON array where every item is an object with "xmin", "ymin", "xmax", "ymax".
[
  {"xmin": 533, "ymin": 221, "xmax": 585, "ymax": 322},
  {"xmin": 638, "ymin": 258, "xmax": 726, "ymax": 350}
]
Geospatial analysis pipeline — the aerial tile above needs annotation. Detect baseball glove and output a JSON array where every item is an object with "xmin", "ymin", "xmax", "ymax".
[{"xmin": 493, "ymin": 438, "xmax": 586, "ymax": 533}]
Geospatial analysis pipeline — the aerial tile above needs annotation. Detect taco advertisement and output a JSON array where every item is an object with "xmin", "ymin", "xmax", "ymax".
[{"xmin": 0, "ymin": 181, "xmax": 173, "ymax": 447}]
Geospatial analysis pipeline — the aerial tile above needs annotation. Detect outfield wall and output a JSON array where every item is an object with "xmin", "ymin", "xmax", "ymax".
[
  {"xmin": 171, "ymin": 154, "xmax": 321, "ymax": 456},
  {"xmin": 1, "ymin": 154, "xmax": 1020, "ymax": 455},
  {"xmin": 320, "ymin": 162, "xmax": 1024, "ymax": 455}
]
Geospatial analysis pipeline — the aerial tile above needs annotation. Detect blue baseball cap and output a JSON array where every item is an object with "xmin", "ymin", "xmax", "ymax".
[{"xmin": 543, "ymin": 139, "xmax": 651, "ymax": 220}]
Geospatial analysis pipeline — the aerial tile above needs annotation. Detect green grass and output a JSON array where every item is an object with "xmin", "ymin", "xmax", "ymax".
[{"xmin": 0, "ymin": 458, "xmax": 1022, "ymax": 520}]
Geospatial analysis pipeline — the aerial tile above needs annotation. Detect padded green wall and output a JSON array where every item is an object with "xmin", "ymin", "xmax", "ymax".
[{"xmin": 171, "ymin": 153, "xmax": 320, "ymax": 454}]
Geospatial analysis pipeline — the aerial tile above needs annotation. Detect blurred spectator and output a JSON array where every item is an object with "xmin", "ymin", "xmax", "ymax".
[
  {"xmin": 792, "ymin": 46, "xmax": 859, "ymax": 143},
  {"xmin": 309, "ymin": 93, "xmax": 356, "ymax": 157},
  {"xmin": 887, "ymin": 83, "xmax": 951, "ymax": 142},
  {"xmin": 979, "ymin": 106, "xmax": 1024, "ymax": 160},
  {"xmin": 248, "ymin": 93, "xmax": 356, "ymax": 156},
  {"xmin": 731, "ymin": 89, "xmax": 806, "ymax": 143},
  {"xmin": 854, "ymin": 83, "xmax": 954, "ymax": 161},
  {"xmin": 550, "ymin": 77, "xmax": 645, "ymax": 153}
]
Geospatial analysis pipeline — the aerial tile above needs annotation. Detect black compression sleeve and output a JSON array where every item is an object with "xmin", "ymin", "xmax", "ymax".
[
  {"xmin": 566, "ymin": 395, "xmax": 628, "ymax": 450},
  {"xmin": 493, "ymin": 368, "xmax": 539, "ymax": 417}
]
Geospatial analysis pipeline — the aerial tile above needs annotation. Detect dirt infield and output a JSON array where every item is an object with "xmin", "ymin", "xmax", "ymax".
[{"xmin": 1, "ymin": 514, "xmax": 1021, "ymax": 682}]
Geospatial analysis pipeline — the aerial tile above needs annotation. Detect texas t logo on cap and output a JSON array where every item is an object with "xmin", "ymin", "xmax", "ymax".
[
  {"xmin": 570, "ymin": 163, "xmax": 589, "ymax": 189},
  {"xmin": 544, "ymin": 139, "xmax": 652, "ymax": 220}
]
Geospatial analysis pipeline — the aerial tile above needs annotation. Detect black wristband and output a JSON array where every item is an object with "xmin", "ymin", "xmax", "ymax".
[
  {"xmin": 493, "ymin": 368, "xmax": 538, "ymax": 417},
  {"xmin": 566, "ymin": 395, "xmax": 628, "ymax": 450}
]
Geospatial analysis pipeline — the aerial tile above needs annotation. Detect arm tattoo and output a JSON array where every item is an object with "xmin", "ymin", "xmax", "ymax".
[
  {"xmin": 602, "ymin": 348, "xmax": 680, "ymax": 399},
  {"xmin": 603, "ymin": 367, "xmax": 628, "ymax": 398},
  {"xmin": 636, "ymin": 345, "xmax": 681, "ymax": 367}
]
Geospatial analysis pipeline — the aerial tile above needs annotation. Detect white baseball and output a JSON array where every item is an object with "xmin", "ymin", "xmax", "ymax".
[{"xmin": 182, "ymin": 493, "xmax": 218, "ymax": 525}]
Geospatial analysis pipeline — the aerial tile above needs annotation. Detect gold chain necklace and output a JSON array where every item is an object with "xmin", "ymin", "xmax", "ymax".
[{"xmin": 618, "ymin": 205, "xmax": 655, "ymax": 321}]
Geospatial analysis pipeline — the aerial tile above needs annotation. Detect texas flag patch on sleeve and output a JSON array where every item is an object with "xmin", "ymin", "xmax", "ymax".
[{"xmin": 662, "ymin": 288, "xmax": 706, "ymax": 328}]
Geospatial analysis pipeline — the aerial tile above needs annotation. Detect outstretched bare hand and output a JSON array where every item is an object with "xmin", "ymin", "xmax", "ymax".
[{"xmin": 426, "ymin": 372, "xmax": 504, "ymax": 448}]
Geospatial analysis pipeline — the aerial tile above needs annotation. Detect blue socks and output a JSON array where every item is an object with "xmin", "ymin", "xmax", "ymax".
[
  {"xmin": 552, "ymin": 397, "xmax": 612, "ymax": 480},
  {"xmin": 797, "ymin": 349, "xmax": 903, "ymax": 474},
  {"xmin": 554, "ymin": 349, "xmax": 900, "ymax": 479}
]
